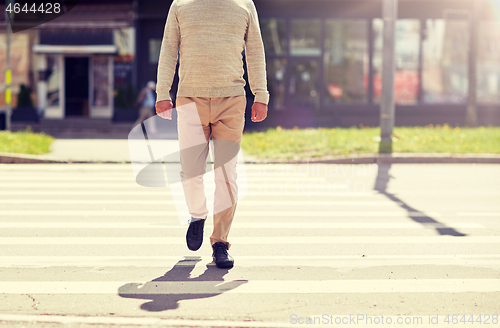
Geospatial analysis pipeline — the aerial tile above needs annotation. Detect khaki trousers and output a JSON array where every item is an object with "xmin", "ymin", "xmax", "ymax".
[{"xmin": 176, "ymin": 95, "xmax": 246, "ymax": 249}]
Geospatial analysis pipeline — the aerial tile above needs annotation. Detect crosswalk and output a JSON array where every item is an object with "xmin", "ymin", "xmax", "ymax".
[{"xmin": 0, "ymin": 163, "xmax": 499, "ymax": 327}]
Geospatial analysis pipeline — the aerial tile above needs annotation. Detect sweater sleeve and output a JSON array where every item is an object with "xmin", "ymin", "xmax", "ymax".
[
  {"xmin": 244, "ymin": 1, "xmax": 269, "ymax": 105},
  {"xmin": 156, "ymin": 1, "xmax": 180, "ymax": 102}
]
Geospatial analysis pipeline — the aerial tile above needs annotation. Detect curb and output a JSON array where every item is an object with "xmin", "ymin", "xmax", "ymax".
[
  {"xmin": 2, "ymin": 153, "xmax": 500, "ymax": 164},
  {"xmin": 244, "ymin": 153, "xmax": 500, "ymax": 165},
  {"xmin": 0, "ymin": 152, "xmax": 128, "ymax": 164},
  {"xmin": 0, "ymin": 154, "xmax": 67, "ymax": 164}
]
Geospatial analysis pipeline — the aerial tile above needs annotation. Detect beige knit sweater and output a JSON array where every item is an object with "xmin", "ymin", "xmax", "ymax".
[{"xmin": 156, "ymin": 0, "xmax": 269, "ymax": 105}]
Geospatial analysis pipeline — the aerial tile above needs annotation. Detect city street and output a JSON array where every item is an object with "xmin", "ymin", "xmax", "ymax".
[{"xmin": 0, "ymin": 163, "xmax": 499, "ymax": 327}]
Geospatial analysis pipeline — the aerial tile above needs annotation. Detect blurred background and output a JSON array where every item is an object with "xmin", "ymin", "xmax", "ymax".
[{"xmin": 1, "ymin": 0, "xmax": 500, "ymax": 137}]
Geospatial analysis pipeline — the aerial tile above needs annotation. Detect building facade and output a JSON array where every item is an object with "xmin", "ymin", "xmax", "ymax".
[
  {"xmin": 1, "ymin": 0, "xmax": 500, "ymax": 127},
  {"xmin": 0, "ymin": 0, "xmax": 134, "ymax": 120}
]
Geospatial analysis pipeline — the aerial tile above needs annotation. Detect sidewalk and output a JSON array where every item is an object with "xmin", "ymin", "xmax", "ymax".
[
  {"xmin": 0, "ymin": 139, "xmax": 180, "ymax": 164},
  {"xmin": 1, "ymin": 138, "xmax": 500, "ymax": 164}
]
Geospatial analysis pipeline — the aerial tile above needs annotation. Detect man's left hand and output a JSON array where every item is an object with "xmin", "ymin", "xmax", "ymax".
[{"xmin": 251, "ymin": 102, "xmax": 268, "ymax": 122}]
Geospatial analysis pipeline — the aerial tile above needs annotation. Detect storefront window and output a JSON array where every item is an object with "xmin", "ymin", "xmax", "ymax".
[
  {"xmin": 289, "ymin": 60, "xmax": 320, "ymax": 110},
  {"xmin": 92, "ymin": 56, "xmax": 110, "ymax": 107},
  {"xmin": 267, "ymin": 58, "xmax": 287, "ymax": 110},
  {"xmin": 324, "ymin": 20, "xmax": 368, "ymax": 104},
  {"xmin": 373, "ymin": 19, "xmax": 420, "ymax": 105},
  {"xmin": 46, "ymin": 55, "xmax": 60, "ymax": 107},
  {"xmin": 260, "ymin": 19, "xmax": 287, "ymax": 56},
  {"xmin": 477, "ymin": 22, "xmax": 500, "ymax": 104},
  {"xmin": 149, "ymin": 39, "xmax": 162, "ymax": 64},
  {"xmin": 290, "ymin": 19, "xmax": 321, "ymax": 56},
  {"xmin": 422, "ymin": 19, "xmax": 469, "ymax": 104}
]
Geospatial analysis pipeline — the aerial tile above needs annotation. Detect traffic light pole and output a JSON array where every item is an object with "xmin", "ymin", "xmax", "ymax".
[
  {"xmin": 466, "ymin": 0, "xmax": 479, "ymax": 127},
  {"xmin": 4, "ymin": 0, "xmax": 13, "ymax": 131},
  {"xmin": 379, "ymin": 0, "xmax": 398, "ymax": 154}
]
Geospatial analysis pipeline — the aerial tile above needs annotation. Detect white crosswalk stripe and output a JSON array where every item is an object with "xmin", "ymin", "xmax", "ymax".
[
  {"xmin": 1, "ymin": 279, "xmax": 499, "ymax": 294},
  {"xmin": 0, "ymin": 163, "xmax": 498, "ymax": 327},
  {"xmin": 1, "ymin": 255, "xmax": 499, "ymax": 268},
  {"xmin": 0, "ymin": 190, "xmax": 378, "ymax": 197},
  {"xmin": 1, "ymin": 236, "xmax": 498, "ymax": 245},
  {"xmin": 0, "ymin": 222, "xmax": 484, "ymax": 229},
  {"xmin": 0, "ymin": 199, "xmax": 399, "ymax": 206},
  {"xmin": 0, "ymin": 210, "xmax": 443, "ymax": 217}
]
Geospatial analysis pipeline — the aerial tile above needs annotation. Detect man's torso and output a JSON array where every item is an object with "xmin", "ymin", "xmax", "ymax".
[{"xmin": 175, "ymin": 0, "xmax": 252, "ymax": 94}]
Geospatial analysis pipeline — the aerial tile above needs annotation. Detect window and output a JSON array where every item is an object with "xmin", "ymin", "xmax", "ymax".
[
  {"xmin": 260, "ymin": 18, "xmax": 287, "ymax": 55},
  {"xmin": 290, "ymin": 19, "xmax": 321, "ymax": 56},
  {"xmin": 289, "ymin": 60, "xmax": 320, "ymax": 110},
  {"xmin": 324, "ymin": 20, "xmax": 368, "ymax": 104},
  {"xmin": 373, "ymin": 19, "xmax": 420, "ymax": 105},
  {"xmin": 149, "ymin": 39, "xmax": 162, "ymax": 64},
  {"xmin": 477, "ymin": 22, "xmax": 500, "ymax": 104},
  {"xmin": 92, "ymin": 56, "xmax": 110, "ymax": 107},
  {"xmin": 267, "ymin": 58, "xmax": 287, "ymax": 110},
  {"xmin": 46, "ymin": 55, "xmax": 61, "ymax": 107},
  {"xmin": 422, "ymin": 19, "xmax": 469, "ymax": 104}
]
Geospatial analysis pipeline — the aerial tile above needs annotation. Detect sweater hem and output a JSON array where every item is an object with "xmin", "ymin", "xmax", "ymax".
[{"xmin": 177, "ymin": 85, "xmax": 246, "ymax": 99}]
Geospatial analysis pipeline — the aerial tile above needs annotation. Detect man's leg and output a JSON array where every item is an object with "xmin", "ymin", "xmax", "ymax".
[
  {"xmin": 176, "ymin": 97, "xmax": 211, "ymax": 250},
  {"xmin": 209, "ymin": 95, "xmax": 246, "ymax": 250}
]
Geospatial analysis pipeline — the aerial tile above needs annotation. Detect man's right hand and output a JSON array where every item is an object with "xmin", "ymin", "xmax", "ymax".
[{"xmin": 156, "ymin": 100, "xmax": 174, "ymax": 120}]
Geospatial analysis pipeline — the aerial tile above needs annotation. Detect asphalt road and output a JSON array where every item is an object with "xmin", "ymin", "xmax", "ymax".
[{"xmin": 0, "ymin": 163, "xmax": 499, "ymax": 328}]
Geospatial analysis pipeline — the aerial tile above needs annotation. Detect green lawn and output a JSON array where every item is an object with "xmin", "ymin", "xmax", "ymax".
[
  {"xmin": 241, "ymin": 125, "xmax": 500, "ymax": 160},
  {"xmin": 0, "ymin": 129, "xmax": 55, "ymax": 155}
]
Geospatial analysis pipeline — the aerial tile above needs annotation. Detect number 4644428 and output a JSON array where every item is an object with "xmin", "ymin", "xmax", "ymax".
[{"xmin": 6, "ymin": 2, "xmax": 62, "ymax": 14}]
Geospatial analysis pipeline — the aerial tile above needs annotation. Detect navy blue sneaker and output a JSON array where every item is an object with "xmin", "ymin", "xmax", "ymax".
[
  {"xmin": 186, "ymin": 218, "xmax": 205, "ymax": 251},
  {"xmin": 212, "ymin": 242, "xmax": 234, "ymax": 268}
]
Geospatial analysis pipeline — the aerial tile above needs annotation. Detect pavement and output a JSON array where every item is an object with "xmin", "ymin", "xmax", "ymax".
[
  {"xmin": 0, "ymin": 139, "xmax": 179, "ymax": 164},
  {"xmin": 1, "ymin": 138, "xmax": 500, "ymax": 164},
  {"xmin": 0, "ymin": 163, "xmax": 499, "ymax": 328}
]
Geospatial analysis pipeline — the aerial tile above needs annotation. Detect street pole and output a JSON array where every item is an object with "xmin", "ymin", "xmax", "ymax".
[
  {"xmin": 4, "ymin": 0, "xmax": 13, "ymax": 131},
  {"xmin": 465, "ymin": 0, "xmax": 479, "ymax": 127},
  {"xmin": 379, "ymin": 0, "xmax": 398, "ymax": 154},
  {"xmin": 132, "ymin": 0, "xmax": 138, "ymax": 91}
]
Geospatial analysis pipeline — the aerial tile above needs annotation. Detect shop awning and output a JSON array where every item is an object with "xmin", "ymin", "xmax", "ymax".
[
  {"xmin": 33, "ymin": 28, "xmax": 117, "ymax": 54},
  {"xmin": 32, "ymin": 44, "xmax": 117, "ymax": 54}
]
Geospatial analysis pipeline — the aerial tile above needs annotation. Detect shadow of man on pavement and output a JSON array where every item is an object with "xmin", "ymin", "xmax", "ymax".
[
  {"xmin": 374, "ymin": 163, "xmax": 466, "ymax": 236},
  {"xmin": 118, "ymin": 257, "xmax": 248, "ymax": 312}
]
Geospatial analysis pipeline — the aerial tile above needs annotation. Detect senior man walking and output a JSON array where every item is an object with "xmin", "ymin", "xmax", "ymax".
[{"xmin": 155, "ymin": 0, "xmax": 269, "ymax": 268}]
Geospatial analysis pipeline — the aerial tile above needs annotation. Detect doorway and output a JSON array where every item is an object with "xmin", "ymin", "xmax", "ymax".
[{"xmin": 64, "ymin": 57, "xmax": 89, "ymax": 117}]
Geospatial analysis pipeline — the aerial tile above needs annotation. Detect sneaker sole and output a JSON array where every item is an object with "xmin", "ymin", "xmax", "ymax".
[{"xmin": 186, "ymin": 239, "xmax": 203, "ymax": 251}]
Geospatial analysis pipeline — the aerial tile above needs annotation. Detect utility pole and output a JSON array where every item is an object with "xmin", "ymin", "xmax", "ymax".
[
  {"xmin": 379, "ymin": 0, "xmax": 398, "ymax": 154},
  {"xmin": 465, "ymin": 0, "xmax": 479, "ymax": 127},
  {"xmin": 4, "ymin": 0, "xmax": 13, "ymax": 131},
  {"xmin": 132, "ymin": 0, "xmax": 138, "ymax": 91}
]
